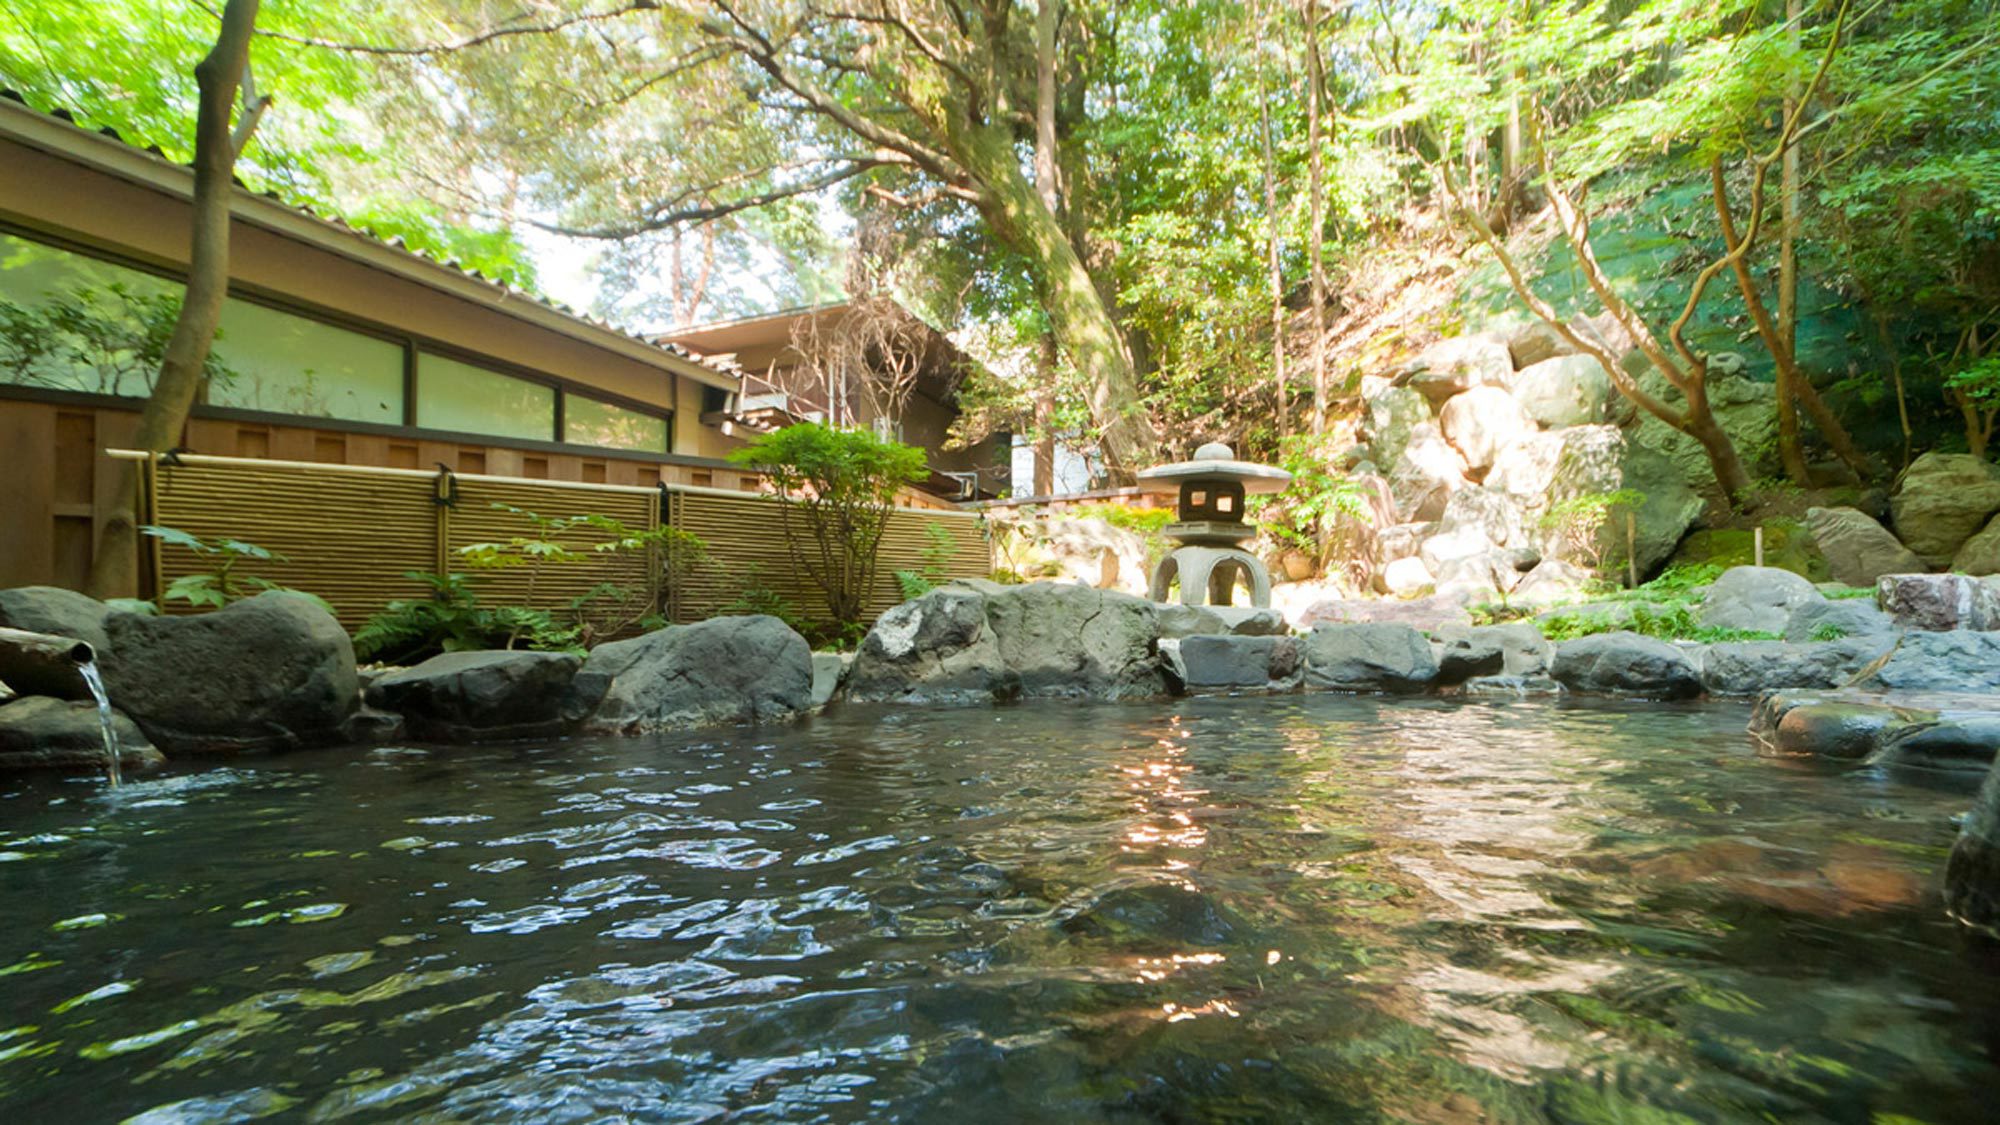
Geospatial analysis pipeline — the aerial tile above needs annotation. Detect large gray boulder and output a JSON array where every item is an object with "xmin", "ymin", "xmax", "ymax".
[
  {"xmin": 1630, "ymin": 372, "xmax": 1782, "ymax": 483},
  {"xmin": 1699, "ymin": 566, "xmax": 1824, "ymax": 634},
  {"xmin": 1948, "ymin": 763, "xmax": 2000, "ymax": 938},
  {"xmin": 1805, "ymin": 507, "xmax": 1925, "ymax": 587},
  {"xmin": 1542, "ymin": 426, "xmax": 1704, "ymax": 578},
  {"xmin": 1952, "ymin": 513, "xmax": 2000, "ymax": 576},
  {"xmin": 1853, "ymin": 630, "xmax": 2000, "ymax": 692},
  {"xmin": 1153, "ymin": 604, "xmax": 1287, "ymax": 640},
  {"xmin": 1550, "ymin": 632, "xmax": 1702, "ymax": 698},
  {"xmin": 846, "ymin": 582, "xmax": 1164, "ymax": 705},
  {"xmin": 1890, "ymin": 452, "xmax": 2000, "ymax": 566},
  {"xmin": 1875, "ymin": 573, "xmax": 2000, "ymax": 632},
  {"xmin": 1783, "ymin": 597, "xmax": 1896, "ymax": 644},
  {"xmin": 0, "ymin": 697, "xmax": 162, "ymax": 773},
  {"xmin": 1362, "ymin": 386, "xmax": 1431, "ymax": 470},
  {"xmin": 102, "ymin": 591, "xmax": 357, "ymax": 754},
  {"xmin": 1439, "ymin": 385, "xmax": 1534, "ymax": 476},
  {"xmin": 1434, "ymin": 622, "xmax": 1551, "ymax": 685},
  {"xmin": 576, "ymin": 615, "xmax": 812, "ymax": 733},
  {"xmin": 1379, "ymin": 556, "xmax": 1436, "ymax": 597},
  {"xmin": 1387, "ymin": 424, "xmax": 1469, "ymax": 522},
  {"xmin": 368, "ymin": 650, "xmax": 584, "ymax": 741},
  {"xmin": 1404, "ymin": 334, "xmax": 1514, "ymax": 406},
  {"xmin": 810, "ymin": 652, "xmax": 851, "ymax": 708},
  {"xmin": 1699, "ymin": 638, "xmax": 1890, "ymax": 696},
  {"xmin": 1302, "ymin": 623, "xmax": 1437, "ymax": 693},
  {"xmin": 1505, "ymin": 320, "xmax": 1577, "ymax": 371},
  {"xmin": 1511, "ymin": 354, "xmax": 1614, "ymax": 429},
  {"xmin": 1437, "ymin": 486, "xmax": 1524, "ymax": 549},
  {"xmin": 1161, "ymin": 635, "xmax": 1302, "ymax": 695},
  {"xmin": 0, "ymin": 586, "xmax": 113, "ymax": 655}
]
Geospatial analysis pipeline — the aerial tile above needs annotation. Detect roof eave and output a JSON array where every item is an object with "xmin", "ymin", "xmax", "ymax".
[{"xmin": 0, "ymin": 97, "xmax": 739, "ymax": 392}]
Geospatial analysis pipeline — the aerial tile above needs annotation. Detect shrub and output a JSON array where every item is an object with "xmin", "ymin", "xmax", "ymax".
[
  {"xmin": 352, "ymin": 571, "xmax": 574, "ymax": 664},
  {"xmin": 894, "ymin": 523, "xmax": 961, "ymax": 601},
  {"xmin": 141, "ymin": 525, "xmax": 331, "ymax": 615},
  {"xmin": 728, "ymin": 423, "xmax": 929, "ymax": 632}
]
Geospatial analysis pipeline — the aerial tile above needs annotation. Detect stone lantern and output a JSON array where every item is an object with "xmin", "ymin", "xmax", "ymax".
[{"xmin": 1136, "ymin": 442, "xmax": 1292, "ymax": 608}]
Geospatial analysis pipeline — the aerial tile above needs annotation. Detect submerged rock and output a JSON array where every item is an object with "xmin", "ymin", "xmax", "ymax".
[
  {"xmin": 103, "ymin": 591, "xmax": 357, "ymax": 754},
  {"xmin": 367, "ymin": 650, "xmax": 583, "ymax": 741},
  {"xmin": 847, "ymin": 582, "xmax": 1165, "ymax": 705},
  {"xmin": 1947, "ymin": 765, "xmax": 2000, "ymax": 937},
  {"xmin": 1549, "ymin": 632, "xmax": 1702, "ymax": 698},
  {"xmin": 1061, "ymin": 882, "xmax": 1235, "ymax": 948},
  {"xmin": 0, "ymin": 696, "xmax": 162, "ymax": 772},
  {"xmin": 576, "ymin": 614, "xmax": 812, "ymax": 733},
  {"xmin": 1873, "ymin": 718, "xmax": 2000, "ymax": 774},
  {"xmin": 1302, "ymin": 622, "xmax": 1437, "ymax": 693}
]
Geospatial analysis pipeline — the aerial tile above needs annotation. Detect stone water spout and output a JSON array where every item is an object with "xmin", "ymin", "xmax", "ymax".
[{"xmin": 0, "ymin": 626, "xmax": 122, "ymax": 786}]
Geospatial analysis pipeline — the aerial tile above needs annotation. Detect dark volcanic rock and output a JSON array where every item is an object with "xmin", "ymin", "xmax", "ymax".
[
  {"xmin": 0, "ymin": 697, "xmax": 162, "ymax": 772},
  {"xmin": 1549, "ymin": 633, "xmax": 1701, "ymax": 699},
  {"xmin": 368, "ymin": 650, "xmax": 584, "ymax": 741},
  {"xmin": 102, "ymin": 591, "xmax": 357, "ymax": 754},
  {"xmin": 1946, "ymin": 763, "xmax": 2000, "ymax": 937},
  {"xmin": 847, "ymin": 582, "xmax": 1164, "ymax": 705},
  {"xmin": 1302, "ymin": 623, "xmax": 1437, "ymax": 693},
  {"xmin": 1163, "ymin": 635, "xmax": 1302, "ymax": 695},
  {"xmin": 576, "ymin": 615, "xmax": 812, "ymax": 733}
]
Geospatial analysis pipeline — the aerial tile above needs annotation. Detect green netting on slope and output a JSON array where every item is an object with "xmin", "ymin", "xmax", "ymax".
[{"xmin": 1456, "ymin": 176, "xmax": 1881, "ymax": 387}]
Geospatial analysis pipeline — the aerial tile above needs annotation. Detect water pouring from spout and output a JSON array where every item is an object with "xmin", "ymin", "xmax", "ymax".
[{"xmin": 0, "ymin": 626, "xmax": 121, "ymax": 786}]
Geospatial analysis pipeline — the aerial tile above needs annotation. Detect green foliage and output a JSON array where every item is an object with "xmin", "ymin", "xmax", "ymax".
[
  {"xmin": 458, "ymin": 503, "xmax": 706, "ymax": 649},
  {"xmin": 352, "ymin": 571, "xmax": 572, "ymax": 664},
  {"xmin": 719, "ymin": 565, "xmax": 817, "ymax": 642},
  {"xmin": 1540, "ymin": 490, "xmax": 1647, "ymax": 575},
  {"xmin": 1809, "ymin": 622, "xmax": 1850, "ymax": 642},
  {"xmin": 1068, "ymin": 503, "xmax": 1176, "ymax": 536},
  {"xmin": 140, "ymin": 525, "xmax": 330, "ymax": 614},
  {"xmin": 893, "ymin": 524, "xmax": 961, "ymax": 602},
  {"xmin": 1252, "ymin": 435, "xmax": 1372, "ymax": 578},
  {"xmin": 729, "ymin": 424, "xmax": 929, "ymax": 630},
  {"xmin": 1537, "ymin": 601, "xmax": 1780, "ymax": 645},
  {"xmin": 1825, "ymin": 585, "xmax": 1876, "ymax": 601},
  {"xmin": 0, "ymin": 284, "xmax": 232, "ymax": 396}
]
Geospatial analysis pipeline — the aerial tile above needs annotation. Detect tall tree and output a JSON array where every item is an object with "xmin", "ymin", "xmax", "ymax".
[
  {"xmin": 1302, "ymin": 0, "xmax": 1330, "ymax": 434},
  {"xmin": 88, "ymin": 0, "xmax": 266, "ymax": 597}
]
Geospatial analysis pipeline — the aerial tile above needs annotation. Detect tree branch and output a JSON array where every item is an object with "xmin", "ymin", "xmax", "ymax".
[
  {"xmin": 534, "ymin": 159, "xmax": 892, "ymax": 238},
  {"xmin": 249, "ymin": 0, "xmax": 664, "ymax": 57}
]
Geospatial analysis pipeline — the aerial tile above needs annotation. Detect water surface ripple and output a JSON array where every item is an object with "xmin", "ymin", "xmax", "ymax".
[{"xmin": 3, "ymin": 695, "xmax": 1995, "ymax": 1122}]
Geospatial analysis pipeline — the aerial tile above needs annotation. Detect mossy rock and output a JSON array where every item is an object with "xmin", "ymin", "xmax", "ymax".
[{"xmin": 1668, "ymin": 521, "xmax": 1829, "ymax": 582}]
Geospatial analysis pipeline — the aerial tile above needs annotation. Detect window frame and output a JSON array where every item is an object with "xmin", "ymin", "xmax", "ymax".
[{"xmin": 0, "ymin": 218, "xmax": 679, "ymax": 453}]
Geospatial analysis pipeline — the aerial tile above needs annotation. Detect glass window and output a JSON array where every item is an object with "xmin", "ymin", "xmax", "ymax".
[
  {"xmin": 0, "ymin": 231, "xmax": 183, "ymax": 397},
  {"xmin": 416, "ymin": 352, "xmax": 554, "ymax": 440},
  {"xmin": 566, "ymin": 392, "xmax": 668, "ymax": 452},
  {"xmin": 208, "ymin": 299, "xmax": 405, "ymax": 423}
]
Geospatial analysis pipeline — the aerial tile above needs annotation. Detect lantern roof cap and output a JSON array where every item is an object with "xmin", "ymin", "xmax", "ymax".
[{"xmin": 1135, "ymin": 443, "xmax": 1292, "ymax": 495}]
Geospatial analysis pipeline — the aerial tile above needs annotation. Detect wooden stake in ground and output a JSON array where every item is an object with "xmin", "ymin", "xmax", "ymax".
[
  {"xmin": 1755, "ymin": 526, "xmax": 1765, "ymax": 568},
  {"xmin": 1626, "ymin": 511, "xmax": 1639, "ymax": 589}
]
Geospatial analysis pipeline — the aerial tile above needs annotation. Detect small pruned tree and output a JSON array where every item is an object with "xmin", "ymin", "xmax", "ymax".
[{"xmin": 728, "ymin": 423, "xmax": 929, "ymax": 641}]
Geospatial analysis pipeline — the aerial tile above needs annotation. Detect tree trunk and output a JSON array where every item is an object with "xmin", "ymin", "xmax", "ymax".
[
  {"xmin": 1712, "ymin": 162, "xmax": 1871, "ymax": 482},
  {"xmin": 88, "ymin": 0, "xmax": 261, "ymax": 598},
  {"xmin": 1255, "ymin": 0, "xmax": 1287, "ymax": 434},
  {"xmin": 956, "ymin": 124, "xmax": 1152, "ymax": 481},
  {"xmin": 1303, "ymin": 0, "xmax": 1329, "ymax": 435},
  {"xmin": 1034, "ymin": 336, "xmax": 1056, "ymax": 496}
]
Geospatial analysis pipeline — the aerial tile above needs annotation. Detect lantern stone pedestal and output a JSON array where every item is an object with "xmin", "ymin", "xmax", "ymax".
[{"xmin": 1136, "ymin": 443, "xmax": 1292, "ymax": 609}]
